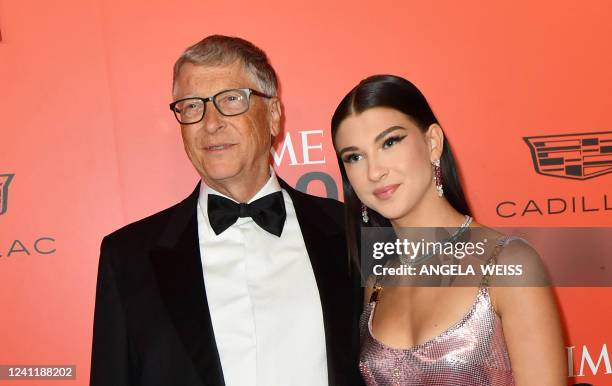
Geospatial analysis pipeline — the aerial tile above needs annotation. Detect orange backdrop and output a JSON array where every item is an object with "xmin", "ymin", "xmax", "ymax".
[{"xmin": 1, "ymin": 0, "xmax": 611, "ymax": 384}]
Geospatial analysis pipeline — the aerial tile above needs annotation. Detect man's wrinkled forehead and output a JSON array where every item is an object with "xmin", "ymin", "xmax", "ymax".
[{"xmin": 172, "ymin": 60, "xmax": 258, "ymax": 98}]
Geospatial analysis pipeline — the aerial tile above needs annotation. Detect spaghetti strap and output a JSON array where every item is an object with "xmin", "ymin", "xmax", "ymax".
[
  {"xmin": 480, "ymin": 235, "xmax": 517, "ymax": 287},
  {"xmin": 369, "ymin": 275, "xmax": 384, "ymax": 303}
]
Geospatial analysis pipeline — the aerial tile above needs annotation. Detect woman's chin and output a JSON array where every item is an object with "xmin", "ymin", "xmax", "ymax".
[{"xmin": 372, "ymin": 208, "xmax": 405, "ymax": 222}]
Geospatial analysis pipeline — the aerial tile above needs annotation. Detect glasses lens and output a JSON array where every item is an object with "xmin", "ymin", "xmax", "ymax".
[
  {"xmin": 173, "ymin": 98, "xmax": 205, "ymax": 124},
  {"xmin": 214, "ymin": 89, "xmax": 249, "ymax": 116}
]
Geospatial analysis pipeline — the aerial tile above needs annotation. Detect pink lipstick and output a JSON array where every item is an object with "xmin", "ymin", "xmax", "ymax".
[{"xmin": 373, "ymin": 184, "xmax": 400, "ymax": 200}]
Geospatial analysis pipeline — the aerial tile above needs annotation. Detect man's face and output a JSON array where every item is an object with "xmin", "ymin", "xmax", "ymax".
[{"xmin": 173, "ymin": 61, "xmax": 281, "ymax": 193}]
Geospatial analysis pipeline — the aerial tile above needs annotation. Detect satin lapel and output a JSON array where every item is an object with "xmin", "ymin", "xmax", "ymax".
[
  {"xmin": 149, "ymin": 183, "xmax": 225, "ymax": 386},
  {"xmin": 279, "ymin": 178, "xmax": 353, "ymax": 386}
]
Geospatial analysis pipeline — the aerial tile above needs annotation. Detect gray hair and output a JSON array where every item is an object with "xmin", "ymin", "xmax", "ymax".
[{"xmin": 172, "ymin": 35, "xmax": 278, "ymax": 97}]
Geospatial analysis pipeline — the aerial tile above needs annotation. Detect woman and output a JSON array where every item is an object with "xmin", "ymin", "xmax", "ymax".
[{"xmin": 331, "ymin": 75, "xmax": 565, "ymax": 385}]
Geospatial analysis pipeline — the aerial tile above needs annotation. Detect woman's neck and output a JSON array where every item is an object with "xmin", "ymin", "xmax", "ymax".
[{"xmin": 391, "ymin": 194, "xmax": 467, "ymax": 229}]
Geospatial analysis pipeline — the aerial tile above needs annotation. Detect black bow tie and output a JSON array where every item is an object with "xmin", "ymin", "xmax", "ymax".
[{"xmin": 207, "ymin": 191, "xmax": 286, "ymax": 236}]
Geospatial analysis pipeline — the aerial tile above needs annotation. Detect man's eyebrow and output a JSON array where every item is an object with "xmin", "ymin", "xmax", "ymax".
[{"xmin": 374, "ymin": 126, "xmax": 407, "ymax": 143}]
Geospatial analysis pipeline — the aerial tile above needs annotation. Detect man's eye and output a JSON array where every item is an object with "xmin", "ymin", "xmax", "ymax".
[
  {"xmin": 382, "ymin": 135, "xmax": 406, "ymax": 149},
  {"xmin": 178, "ymin": 101, "xmax": 202, "ymax": 111},
  {"xmin": 343, "ymin": 154, "xmax": 362, "ymax": 163},
  {"xmin": 219, "ymin": 94, "xmax": 243, "ymax": 104}
]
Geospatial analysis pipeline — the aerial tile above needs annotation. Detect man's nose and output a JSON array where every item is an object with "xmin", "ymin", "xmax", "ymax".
[{"xmin": 202, "ymin": 103, "xmax": 224, "ymax": 134}]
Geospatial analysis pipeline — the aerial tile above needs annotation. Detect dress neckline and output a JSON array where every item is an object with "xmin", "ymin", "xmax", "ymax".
[{"xmin": 366, "ymin": 286, "xmax": 494, "ymax": 352}]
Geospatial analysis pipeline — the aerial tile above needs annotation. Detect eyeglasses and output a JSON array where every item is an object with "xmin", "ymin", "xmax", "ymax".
[{"xmin": 169, "ymin": 88, "xmax": 273, "ymax": 125}]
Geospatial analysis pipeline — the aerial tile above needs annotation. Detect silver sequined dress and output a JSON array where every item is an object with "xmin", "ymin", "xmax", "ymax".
[{"xmin": 359, "ymin": 238, "xmax": 516, "ymax": 385}]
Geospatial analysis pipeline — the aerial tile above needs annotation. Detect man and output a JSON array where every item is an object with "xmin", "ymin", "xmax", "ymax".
[{"xmin": 90, "ymin": 35, "xmax": 362, "ymax": 386}]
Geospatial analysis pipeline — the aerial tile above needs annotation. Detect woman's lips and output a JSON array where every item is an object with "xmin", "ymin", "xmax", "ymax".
[{"xmin": 373, "ymin": 184, "xmax": 400, "ymax": 200}]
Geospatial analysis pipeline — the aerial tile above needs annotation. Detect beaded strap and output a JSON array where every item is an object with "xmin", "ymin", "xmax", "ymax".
[
  {"xmin": 370, "ymin": 258, "xmax": 394, "ymax": 303},
  {"xmin": 479, "ymin": 236, "xmax": 512, "ymax": 287},
  {"xmin": 369, "ymin": 284, "xmax": 383, "ymax": 303}
]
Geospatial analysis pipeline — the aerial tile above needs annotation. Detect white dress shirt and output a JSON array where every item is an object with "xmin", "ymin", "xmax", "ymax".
[{"xmin": 196, "ymin": 170, "xmax": 328, "ymax": 386}]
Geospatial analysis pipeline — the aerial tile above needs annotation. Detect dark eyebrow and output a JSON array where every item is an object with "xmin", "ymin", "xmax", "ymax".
[
  {"xmin": 338, "ymin": 126, "xmax": 407, "ymax": 157},
  {"xmin": 338, "ymin": 146, "xmax": 359, "ymax": 158},
  {"xmin": 374, "ymin": 126, "xmax": 407, "ymax": 142}
]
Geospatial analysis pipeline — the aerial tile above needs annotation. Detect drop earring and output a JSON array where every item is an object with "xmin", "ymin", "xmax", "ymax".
[
  {"xmin": 361, "ymin": 204, "xmax": 369, "ymax": 223},
  {"xmin": 432, "ymin": 159, "xmax": 443, "ymax": 197}
]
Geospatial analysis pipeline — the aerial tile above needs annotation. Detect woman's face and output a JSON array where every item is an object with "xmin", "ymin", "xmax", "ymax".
[{"xmin": 334, "ymin": 107, "xmax": 440, "ymax": 222}]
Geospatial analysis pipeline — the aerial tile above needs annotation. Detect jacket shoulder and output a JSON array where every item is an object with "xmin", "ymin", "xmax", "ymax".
[
  {"xmin": 282, "ymin": 182, "xmax": 345, "ymax": 229},
  {"xmin": 102, "ymin": 185, "xmax": 198, "ymax": 250}
]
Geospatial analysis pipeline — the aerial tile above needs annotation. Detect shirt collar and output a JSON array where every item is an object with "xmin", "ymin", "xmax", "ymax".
[{"xmin": 198, "ymin": 167, "xmax": 282, "ymax": 211}]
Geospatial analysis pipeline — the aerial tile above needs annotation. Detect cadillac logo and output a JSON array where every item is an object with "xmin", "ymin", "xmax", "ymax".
[
  {"xmin": 523, "ymin": 131, "xmax": 612, "ymax": 180},
  {"xmin": 0, "ymin": 174, "xmax": 14, "ymax": 215}
]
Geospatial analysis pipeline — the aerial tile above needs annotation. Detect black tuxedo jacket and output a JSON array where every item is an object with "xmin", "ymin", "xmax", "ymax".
[{"xmin": 90, "ymin": 179, "xmax": 364, "ymax": 386}]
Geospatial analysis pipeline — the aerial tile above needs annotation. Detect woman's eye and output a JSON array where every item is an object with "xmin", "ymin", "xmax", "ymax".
[
  {"xmin": 343, "ymin": 153, "xmax": 362, "ymax": 163},
  {"xmin": 382, "ymin": 135, "xmax": 406, "ymax": 149}
]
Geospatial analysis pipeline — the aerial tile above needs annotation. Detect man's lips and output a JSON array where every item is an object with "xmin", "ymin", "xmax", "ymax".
[
  {"xmin": 373, "ymin": 184, "xmax": 400, "ymax": 200},
  {"xmin": 204, "ymin": 143, "xmax": 236, "ymax": 152}
]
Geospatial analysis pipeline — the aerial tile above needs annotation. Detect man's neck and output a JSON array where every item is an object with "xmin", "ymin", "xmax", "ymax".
[{"xmin": 203, "ymin": 168, "xmax": 273, "ymax": 203}]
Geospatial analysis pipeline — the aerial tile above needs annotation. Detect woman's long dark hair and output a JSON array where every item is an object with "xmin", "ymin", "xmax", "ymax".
[{"xmin": 331, "ymin": 74, "xmax": 472, "ymax": 272}]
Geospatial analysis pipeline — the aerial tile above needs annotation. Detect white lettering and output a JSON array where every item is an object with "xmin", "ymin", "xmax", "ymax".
[
  {"xmin": 579, "ymin": 344, "xmax": 612, "ymax": 376},
  {"xmin": 419, "ymin": 264, "xmax": 475, "ymax": 276},
  {"xmin": 567, "ymin": 346, "xmax": 575, "ymax": 377},
  {"xmin": 480, "ymin": 264, "xmax": 523, "ymax": 276},
  {"xmin": 271, "ymin": 133, "xmax": 299, "ymax": 166},
  {"xmin": 300, "ymin": 130, "xmax": 326, "ymax": 165},
  {"xmin": 372, "ymin": 242, "xmax": 384, "ymax": 259}
]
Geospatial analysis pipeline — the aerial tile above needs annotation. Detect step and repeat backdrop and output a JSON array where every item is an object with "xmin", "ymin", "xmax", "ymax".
[{"xmin": 1, "ymin": 0, "xmax": 611, "ymax": 384}]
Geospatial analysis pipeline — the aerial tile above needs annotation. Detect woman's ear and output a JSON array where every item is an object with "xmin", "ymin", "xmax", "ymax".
[{"xmin": 426, "ymin": 123, "xmax": 444, "ymax": 161}]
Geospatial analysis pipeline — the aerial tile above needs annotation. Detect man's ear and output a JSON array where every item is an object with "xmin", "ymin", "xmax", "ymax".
[
  {"xmin": 268, "ymin": 97, "xmax": 282, "ymax": 137},
  {"xmin": 426, "ymin": 123, "xmax": 444, "ymax": 161}
]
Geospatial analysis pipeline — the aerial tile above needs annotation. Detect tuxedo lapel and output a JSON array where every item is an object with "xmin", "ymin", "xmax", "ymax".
[
  {"xmin": 279, "ymin": 179, "xmax": 353, "ymax": 386},
  {"xmin": 149, "ymin": 183, "xmax": 225, "ymax": 386}
]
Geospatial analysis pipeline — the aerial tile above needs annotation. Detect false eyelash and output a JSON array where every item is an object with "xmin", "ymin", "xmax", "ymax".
[
  {"xmin": 383, "ymin": 135, "xmax": 407, "ymax": 148},
  {"xmin": 342, "ymin": 153, "xmax": 362, "ymax": 163}
]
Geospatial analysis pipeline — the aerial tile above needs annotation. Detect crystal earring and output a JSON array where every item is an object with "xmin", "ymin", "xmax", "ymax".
[
  {"xmin": 361, "ymin": 204, "xmax": 369, "ymax": 223},
  {"xmin": 432, "ymin": 159, "xmax": 443, "ymax": 197}
]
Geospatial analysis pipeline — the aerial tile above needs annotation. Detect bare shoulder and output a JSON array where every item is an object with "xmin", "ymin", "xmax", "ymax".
[
  {"xmin": 493, "ymin": 235, "xmax": 549, "ymax": 285},
  {"xmin": 488, "ymin": 237, "xmax": 566, "ymax": 383},
  {"xmin": 486, "ymin": 236, "xmax": 555, "ymax": 316},
  {"xmin": 480, "ymin": 236, "xmax": 566, "ymax": 383}
]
